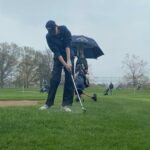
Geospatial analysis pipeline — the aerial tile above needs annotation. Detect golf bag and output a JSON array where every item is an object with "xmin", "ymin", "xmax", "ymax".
[
  {"xmin": 75, "ymin": 57, "xmax": 89, "ymax": 91},
  {"xmin": 104, "ymin": 88, "xmax": 109, "ymax": 95},
  {"xmin": 40, "ymin": 80, "xmax": 49, "ymax": 93},
  {"xmin": 74, "ymin": 57, "xmax": 97, "ymax": 101}
]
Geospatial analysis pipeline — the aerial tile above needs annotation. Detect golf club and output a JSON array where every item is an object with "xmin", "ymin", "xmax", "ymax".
[{"xmin": 70, "ymin": 73, "xmax": 86, "ymax": 112}]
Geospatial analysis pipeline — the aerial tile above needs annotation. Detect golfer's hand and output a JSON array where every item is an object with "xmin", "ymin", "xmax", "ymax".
[{"xmin": 65, "ymin": 62, "xmax": 72, "ymax": 72}]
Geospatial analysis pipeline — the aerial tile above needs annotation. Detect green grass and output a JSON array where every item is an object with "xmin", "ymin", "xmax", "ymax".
[
  {"xmin": 0, "ymin": 86, "xmax": 150, "ymax": 150},
  {"xmin": 0, "ymin": 88, "xmax": 47, "ymax": 100}
]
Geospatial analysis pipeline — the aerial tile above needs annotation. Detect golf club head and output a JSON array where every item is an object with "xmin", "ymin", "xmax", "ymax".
[{"xmin": 82, "ymin": 107, "xmax": 86, "ymax": 113}]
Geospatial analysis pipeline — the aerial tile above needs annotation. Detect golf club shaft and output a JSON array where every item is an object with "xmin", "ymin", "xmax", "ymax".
[{"xmin": 71, "ymin": 74, "xmax": 85, "ymax": 108}]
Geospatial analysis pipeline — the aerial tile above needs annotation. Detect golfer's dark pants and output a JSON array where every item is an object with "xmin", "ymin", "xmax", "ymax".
[{"xmin": 46, "ymin": 58, "xmax": 74, "ymax": 107}]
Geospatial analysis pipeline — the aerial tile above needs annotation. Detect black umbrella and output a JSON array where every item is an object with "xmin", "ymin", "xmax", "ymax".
[{"xmin": 71, "ymin": 35, "xmax": 104, "ymax": 59}]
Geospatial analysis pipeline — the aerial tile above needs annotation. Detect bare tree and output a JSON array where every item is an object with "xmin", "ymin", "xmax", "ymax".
[
  {"xmin": 0, "ymin": 43, "xmax": 18, "ymax": 88},
  {"xmin": 35, "ymin": 49, "xmax": 53, "ymax": 87},
  {"xmin": 16, "ymin": 47, "xmax": 37, "ymax": 88},
  {"xmin": 122, "ymin": 54, "xmax": 148, "ymax": 87},
  {"xmin": 0, "ymin": 42, "xmax": 54, "ymax": 88}
]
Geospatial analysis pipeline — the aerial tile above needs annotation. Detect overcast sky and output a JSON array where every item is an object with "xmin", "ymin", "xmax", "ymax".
[{"xmin": 0, "ymin": 0, "xmax": 150, "ymax": 81}]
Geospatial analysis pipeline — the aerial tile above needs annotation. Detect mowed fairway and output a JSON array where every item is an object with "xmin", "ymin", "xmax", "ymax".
[{"xmin": 0, "ymin": 86, "xmax": 150, "ymax": 150}]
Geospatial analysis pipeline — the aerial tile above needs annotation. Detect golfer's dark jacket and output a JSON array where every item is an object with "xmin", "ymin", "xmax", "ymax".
[{"xmin": 46, "ymin": 26, "xmax": 74, "ymax": 58}]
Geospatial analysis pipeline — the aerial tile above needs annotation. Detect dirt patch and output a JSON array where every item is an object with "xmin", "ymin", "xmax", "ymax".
[{"xmin": 0, "ymin": 100, "xmax": 39, "ymax": 107}]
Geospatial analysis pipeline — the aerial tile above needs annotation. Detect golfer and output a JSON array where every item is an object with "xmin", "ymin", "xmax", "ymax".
[
  {"xmin": 40, "ymin": 20, "xmax": 74, "ymax": 112},
  {"xmin": 109, "ymin": 82, "xmax": 114, "ymax": 95}
]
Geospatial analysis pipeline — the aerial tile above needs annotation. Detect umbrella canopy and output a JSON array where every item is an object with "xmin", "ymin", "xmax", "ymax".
[{"xmin": 71, "ymin": 35, "xmax": 104, "ymax": 59}]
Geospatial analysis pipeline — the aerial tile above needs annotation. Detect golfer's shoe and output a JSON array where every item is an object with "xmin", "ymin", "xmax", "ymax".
[
  {"xmin": 39, "ymin": 104, "xmax": 49, "ymax": 110},
  {"xmin": 62, "ymin": 106, "xmax": 72, "ymax": 112}
]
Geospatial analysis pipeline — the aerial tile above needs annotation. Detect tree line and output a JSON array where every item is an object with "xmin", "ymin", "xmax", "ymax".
[
  {"xmin": 0, "ymin": 42, "xmax": 149, "ymax": 89},
  {"xmin": 0, "ymin": 42, "xmax": 53, "ymax": 88}
]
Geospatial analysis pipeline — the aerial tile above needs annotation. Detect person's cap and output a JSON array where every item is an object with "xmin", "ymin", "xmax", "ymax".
[{"xmin": 45, "ymin": 20, "xmax": 56, "ymax": 30}]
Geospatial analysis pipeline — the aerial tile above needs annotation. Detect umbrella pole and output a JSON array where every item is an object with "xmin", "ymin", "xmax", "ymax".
[{"xmin": 77, "ymin": 45, "xmax": 85, "ymax": 58}]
